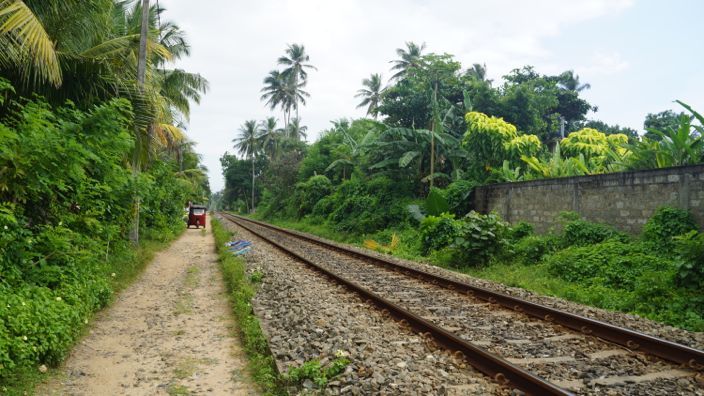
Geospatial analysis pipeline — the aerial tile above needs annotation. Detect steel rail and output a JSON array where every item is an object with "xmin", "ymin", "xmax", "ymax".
[
  {"xmin": 227, "ymin": 213, "xmax": 704, "ymax": 371},
  {"xmin": 221, "ymin": 213, "xmax": 571, "ymax": 396}
]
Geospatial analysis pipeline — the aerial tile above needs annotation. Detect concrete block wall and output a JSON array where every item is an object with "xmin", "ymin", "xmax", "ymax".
[{"xmin": 473, "ymin": 164, "xmax": 704, "ymax": 234}]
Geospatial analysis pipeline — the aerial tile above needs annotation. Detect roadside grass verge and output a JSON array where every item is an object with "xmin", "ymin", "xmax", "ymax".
[
  {"xmin": 2, "ymin": 224, "xmax": 185, "ymax": 396},
  {"xmin": 211, "ymin": 219, "xmax": 283, "ymax": 395}
]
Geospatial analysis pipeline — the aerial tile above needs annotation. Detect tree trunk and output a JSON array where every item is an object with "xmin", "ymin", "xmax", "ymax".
[
  {"xmin": 429, "ymin": 82, "xmax": 438, "ymax": 192},
  {"xmin": 251, "ymin": 154, "xmax": 255, "ymax": 213},
  {"xmin": 136, "ymin": 0, "xmax": 149, "ymax": 86},
  {"xmin": 130, "ymin": 0, "xmax": 149, "ymax": 245}
]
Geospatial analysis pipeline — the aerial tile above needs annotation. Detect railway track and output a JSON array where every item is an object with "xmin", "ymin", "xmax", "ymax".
[{"xmin": 220, "ymin": 213, "xmax": 704, "ymax": 395}]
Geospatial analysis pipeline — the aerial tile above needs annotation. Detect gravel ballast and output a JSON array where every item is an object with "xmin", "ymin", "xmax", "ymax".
[
  {"xmin": 218, "ymin": 215, "xmax": 504, "ymax": 395},
  {"xmin": 230, "ymin": 216, "xmax": 703, "ymax": 395}
]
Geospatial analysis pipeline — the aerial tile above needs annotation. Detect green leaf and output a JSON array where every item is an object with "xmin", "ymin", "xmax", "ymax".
[
  {"xmin": 398, "ymin": 151, "xmax": 420, "ymax": 167},
  {"xmin": 406, "ymin": 204, "xmax": 426, "ymax": 222},
  {"xmin": 425, "ymin": 187, "xmax": 449, "ymax": 216}
]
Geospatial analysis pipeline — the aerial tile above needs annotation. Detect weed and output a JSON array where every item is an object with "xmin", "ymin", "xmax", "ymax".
[
  {"xmin": 184, "ymin": 266, "xmax": 200, "ymax": 289},
  {"xmin": 283, "ymin": 357, "xmax": 350, "ymax": 388},
  {"xmin": 250, "ymin": 270, "xmax": 265, "ymax": 283},
  {"xmin": 167, "ymin": 383, "xmax": 191, "ymax": 396}
]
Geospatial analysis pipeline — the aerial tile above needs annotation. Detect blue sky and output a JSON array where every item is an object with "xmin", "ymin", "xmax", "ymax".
[{"xmin": 160, "ymin": 0, "xmax": 703, "ymax": 191}]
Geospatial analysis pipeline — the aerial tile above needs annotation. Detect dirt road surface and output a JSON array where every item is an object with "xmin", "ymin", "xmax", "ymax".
[{"xmin": 40, "ymin": 219, "xmax": 256, "ymax": 395}]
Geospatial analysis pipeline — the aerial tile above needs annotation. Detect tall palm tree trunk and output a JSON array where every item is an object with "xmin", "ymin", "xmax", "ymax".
[
  {"xmin": 251, "ymin": 154, "xmax": 255, "ymax": 213},
  {"xmin": 429, "ymin": 83, "xmax": 437, "ymax": 190},
  {"xmin": 130, "ymin": 0, "xmax": 150, "ymax": 245}
]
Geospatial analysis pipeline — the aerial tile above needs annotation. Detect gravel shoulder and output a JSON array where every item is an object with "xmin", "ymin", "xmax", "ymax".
[
  {"xmin": 218, "ymin": 215, "xmax": 504, "ymax": 395},
  {"xmin": 38, "ymin": 219, "xmax": 256, "ymax": 396}
]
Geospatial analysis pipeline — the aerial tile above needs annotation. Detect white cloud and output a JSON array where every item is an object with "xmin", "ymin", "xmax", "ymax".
[{"xmin": 159, "ymin": 0, "xmax": 634, "ymax": 191}]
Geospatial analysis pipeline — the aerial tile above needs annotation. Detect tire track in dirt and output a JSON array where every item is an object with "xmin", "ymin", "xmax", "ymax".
[{"xmin": 39, "ymin": 219, "xmax": 256, "ymax": 395}]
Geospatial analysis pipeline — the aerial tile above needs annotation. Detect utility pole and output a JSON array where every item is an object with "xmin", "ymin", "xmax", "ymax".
[{"xmin": 129, "ymin": 0, "xmax": 150, "ymax": 245}]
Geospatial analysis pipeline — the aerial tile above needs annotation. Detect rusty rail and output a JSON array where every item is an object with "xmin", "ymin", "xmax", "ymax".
[
  {"xmin": 226, "ymin": 213, "xmax": 704, "ymax": 371},
  {"xmin": 221, "ymin": 213, "xmax": 571, "ymax": 396}
]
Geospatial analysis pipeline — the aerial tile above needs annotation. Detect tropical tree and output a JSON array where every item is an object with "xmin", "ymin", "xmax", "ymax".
[
  {"xmin": 0, "ymin": 0, "xmax": 63, "ymax": 87},
  {"xmin": 389, "ymin": 41, "xmax": 425, "ymax": 80},
  {"xmin": 258, "ymin": 117, "xmax": 283, "ymax": 160},
  {"xmin": 355, "ymin": 73, "xmax": 385, "ymax": 118},
  {"xmin": 465, "ymin": 63, "xmax": 488, "ymax": 82},
  {"xmin": 285, "ymin": 117, "xmax": 308, "ymax": 141},
  {"xmin": 277, "ymin": 43, "xmax": 315, "ymax": 119},
  {"xmin": 462, "ymin": 111, "xmax": 541, "ymax": 179},
  {"xmin": 557, "ymin": 70, "xmax": 591, "ymax": 92},
  {"xmin": 260, "ymin": 69, "xmax": 309, "ymax": 127},
  {"xmin": 233, "ymin": 120, "xmax": 260, "ymax": 212},
  {"xmin": 521, "ymin": 143, "xmax": 590, "ymax": 179}
]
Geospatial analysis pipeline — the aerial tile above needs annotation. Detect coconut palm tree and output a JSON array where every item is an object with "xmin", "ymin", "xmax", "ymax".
[
  {"xmin": 466, "ymin": 63, "xmax": 488, "ymax": 82},
  {"xmin": 285, "ymin": 117, "xmax": 308, "ymax": 141},
  {"xmin": 390, "ymin": 41, "xmax": 426, "ymax": 80},
  {"xmin": 233, "ymin": 120, "xmax": 260, "ymax": 212},
  {"xmin": 355, "ymin": 73, "xmax": 385, "ymax": 119},
  {"xmin": 277, "ymin": 43, "xmax": 316, "ymax": 119},
  {"xmin": 258, "ymin": 117, "xmax": 283, "ymax": 160},
  {"xmin": 557, "ymin": 70, "xmax": 591, "ymax": 92},
  {"xmin": 0, "ymin": 0, "xmax": 62, "ymax": 87},
  {"xmin": 260, "ymin": 70, "xmax": 307, "ymax": 128}
]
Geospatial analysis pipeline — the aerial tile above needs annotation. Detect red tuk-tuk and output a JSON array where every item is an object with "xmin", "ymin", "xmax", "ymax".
[{"xmin": 187, "ymin": 205, "xmax": 207, "ymax": 228}]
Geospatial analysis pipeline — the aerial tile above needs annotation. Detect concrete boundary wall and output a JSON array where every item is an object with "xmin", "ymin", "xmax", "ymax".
[{"xmin": 473, "ymin": 164, "xmax": 704, "ymax": 234}]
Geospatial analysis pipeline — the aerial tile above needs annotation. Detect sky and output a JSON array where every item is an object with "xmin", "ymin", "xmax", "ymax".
[{"xmin": 159, "ymin": 0, "xmax": 704, "ymax": 192}]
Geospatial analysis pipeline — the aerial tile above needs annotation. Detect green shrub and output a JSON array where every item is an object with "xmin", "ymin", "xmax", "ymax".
[
  {"xmin": 443, "ymin": 180, "xmax": 477, "ymax": 216},
  {"xmin": 295, "ymin": 175, "xmax": 332, "ymax": 217},
  {"xmin": 562, "ymin": 219, "xmax": 627, "ymax": 247},
  {"xmin": 419, "ymin": 213, "xmax": 460, "ymax": 254},
  {"xmin": 508, "ymin": 221, "xmax": 533, "ymax": 241},
  {"xmin": 513, "ymin": 235, "xmax": 558, "ymax": 265},
  {"xmin": 546, "ymin": 241, "xmax": 673, "ymax": 289},
  {"xmin": 450, "ymin": 211, "xmax": 510, "ymax": 267},
  {"xmin": 325, "ymin": 177, "xmax": 410, "ymax": 234},
  {"xmin": 643, "ymin": 207, "xmax": 698, "ymax": 249},
  {"xmin": 673, "ymin": 231, "xmax": 704, "ymax": 290},
  {"xmin": 420, "ymin": 211, "xmax": 509, "ymax": 266}
]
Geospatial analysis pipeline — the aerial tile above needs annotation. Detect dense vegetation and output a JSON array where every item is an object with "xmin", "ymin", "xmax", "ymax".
[
  {"xmin": 0, "ymin": 0, "xmax": 209, "ymax": 386},
  {"xmin": 219, "ymin": 41, "xmax": 704, "ymax": 330}
]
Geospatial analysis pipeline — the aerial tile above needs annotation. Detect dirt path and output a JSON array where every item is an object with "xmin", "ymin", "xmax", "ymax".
[{"xmin": 40, "ymin": 219, "xmax": 256, "ymax": 396}]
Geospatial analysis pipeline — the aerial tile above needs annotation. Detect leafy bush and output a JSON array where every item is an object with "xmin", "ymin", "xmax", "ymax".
[
  {"xmin": 643, "ymin": 207, "xmax": 698, "ymax": 249},
  {"xmin": 513, "ymin": 234, "xmax": 558, "ymax": 265},
  {"xmin": 443, "ymin": 180, "xmax": 477, "ymax": 216},
  {"xmin": 419, "ymin": 213, "xmax": 460, "ymax": 254},
  {"xmin": 324, "ymin": 177, "xmax": 411, "ymax": 233},
  {"xmin": 451, "ymin": 211, "xmax": 510, "ymax": 267},
  {"xmin": 420, "ymin": 211, "xmax": 510, "ymax": 266},
  {"xmin": 673, "ymin": 231, "xmax": 704, "ymax": 290},
  {"xmin": 294, "ymin": 175, "xmax": 333, "ymax": 217},
  {"xmin": 546, "ymin": 241, "xmax": 673, "ymax": 289},
  {"xmin": 562, "ymin": 219, "xmax": 627, "ymax": 247},
  {"xmin": 508, "ymin": 221, "xmax": 533, "ymax": 241}
]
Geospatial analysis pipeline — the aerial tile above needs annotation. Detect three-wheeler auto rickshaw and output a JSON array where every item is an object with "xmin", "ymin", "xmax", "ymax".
[{"xmin": 187, "ymin": 205, "xmax": 207, "ymax": 228}]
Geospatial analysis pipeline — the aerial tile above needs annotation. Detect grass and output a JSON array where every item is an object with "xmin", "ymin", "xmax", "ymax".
[
  {"xmin": 166, "ymin": 383, "xmax": 191, "ymax": 396},
  {"xmin": 3, "ymin": 224, "xmax": 186, "ymax": 396},
  {"xmin": 173, "ymin": 356, "xmax": 218, "ymax": 380},
  {"xmin": 211, "ymin": 219, "xmax": 284, "ymax": 395}
]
